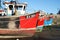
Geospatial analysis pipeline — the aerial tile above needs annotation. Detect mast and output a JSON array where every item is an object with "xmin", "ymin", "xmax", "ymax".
[
  {"xmin": 0, "ymin": 0, "xmax": 1, "ymax": 6},
  {"xmin": 14, "ymin": 0, "xmax": 17, "ymax": 15},
  {"xmin": 0, "ymin": 0, "xmax": 2, "ymax": 9}
]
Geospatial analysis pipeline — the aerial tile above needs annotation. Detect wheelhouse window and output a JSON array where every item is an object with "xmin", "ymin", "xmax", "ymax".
[
  {"xmin": 9, "ymin": 5, "xmax": 13, "ymax": 10},
  {"xmin": 15, "ymin": 6, "xmax": 23, "ymax": 10},
  {"xmin": 15, "ymin": 5, "xmax": 26, "ymax": 11},
  {"xmin": 18, "ymin": 6, "xmax": 23, "ymax": 10},
  {"xmin": 24, "ymin": 6, "xmax": 25, "ymax": 10}
]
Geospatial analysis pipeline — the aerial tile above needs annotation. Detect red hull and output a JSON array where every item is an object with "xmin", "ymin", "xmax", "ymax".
[
  {"xmin": 37, "ymin": 18, "xmax": 45, "ymax": 26},
  {"xmin": 20, "ymin": 12, "xmax": 39, "ymax": 29}
]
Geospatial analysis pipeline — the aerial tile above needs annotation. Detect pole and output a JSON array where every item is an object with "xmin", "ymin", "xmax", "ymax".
[
  {"xmin": 0, "ymin": 0, "xmax": 1, "ymax": 9},
  {"xmin": 0, "ymin": 0, "xmax": 2, "ymax": 9}
]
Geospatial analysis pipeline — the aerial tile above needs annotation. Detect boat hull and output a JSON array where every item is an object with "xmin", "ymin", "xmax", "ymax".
[
  {"xmin": 0, "ymin": 29, "xmax": 36, "ymax": 38},
  {"xmin": 0, "ymin": 11, "xmax": 40, "ymax": 38}
]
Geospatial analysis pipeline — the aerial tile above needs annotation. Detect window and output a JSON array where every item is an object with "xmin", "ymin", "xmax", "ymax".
[
  {"xmin": 15, "ymin": 6, "xmax": 23, "ymax": 10},
  {"xmin": 24, "ymin": 6, "xmax": 25, "ymax": 10},
  {"xmin": 18, "ymin": 6, "xmax": 23, "ymax": 10},
  {"xmin": 9, "ymin": 5, "xmax": 13, "ymax": 10},
  {"xmin": 40, "ymin": 15, "xmax": 44, "ymax": 17}
]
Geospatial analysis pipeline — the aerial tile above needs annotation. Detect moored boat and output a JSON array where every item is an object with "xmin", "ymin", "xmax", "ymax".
[
  {"xmin": 0, "ymin": 0, "xmax": 53, "ymax": 38},
  {"xmin": 0, "ymin": 0, "xmax": 40, "ymax": 38}
]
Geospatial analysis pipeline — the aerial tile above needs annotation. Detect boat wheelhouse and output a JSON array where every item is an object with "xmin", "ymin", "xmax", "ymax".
[{"xmin": 3, "ymin": 0, "xmax": 27, "ymax": 16}]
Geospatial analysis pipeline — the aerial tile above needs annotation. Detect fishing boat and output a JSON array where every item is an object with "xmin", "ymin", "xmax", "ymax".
[
  {"xmin": 0, "ymin": 0, "xmax": 53, "ymax": 39},
  {"xmin": 0, "ymin": 0, "xmax": 40, "ymax": 38}
]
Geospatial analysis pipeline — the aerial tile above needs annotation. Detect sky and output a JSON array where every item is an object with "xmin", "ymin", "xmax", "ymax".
[{"xmin": 1, "ymin": 0, "xmax": 60, "ymax": 14}]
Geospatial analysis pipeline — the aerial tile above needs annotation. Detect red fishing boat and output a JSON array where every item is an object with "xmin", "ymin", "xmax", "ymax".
[
  {"xmin": 0, "ymin": 0, "xmax": 41, "ymax": 38},
  {"xmin": 0, "ymin": 0, "xmax": 53, "ymax": 39}
]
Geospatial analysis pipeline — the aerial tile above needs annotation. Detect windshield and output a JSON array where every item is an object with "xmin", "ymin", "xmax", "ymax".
[{"xmin": 16, "ymin": 6, "xmax": 23, "ymax": 10}]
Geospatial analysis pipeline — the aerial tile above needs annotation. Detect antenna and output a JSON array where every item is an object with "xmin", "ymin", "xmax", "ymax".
[
  {"xmin": 0, "ymin": 0, "xmax": 1, "ymax": 7},
  {"xmin": 0, "ymin": 0, "xmax": 2, "ymax": 9}
]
